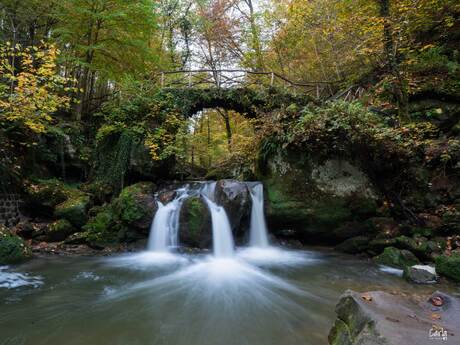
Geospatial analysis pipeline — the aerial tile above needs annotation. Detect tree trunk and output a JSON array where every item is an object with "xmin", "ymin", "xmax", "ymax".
[
  {"xmin": 217, "ymin": 108, "xmax": 232, "ymax": 151},
  {"xmin": 378, "ymin": 0, "xmax": 409, "ymax": 121}
]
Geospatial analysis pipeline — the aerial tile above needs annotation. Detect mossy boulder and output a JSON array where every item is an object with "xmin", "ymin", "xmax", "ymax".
[
  {"xmin": 54, "ymin": 193, "xmax": 90, "ymax": 228},
  {"xmin": 83, "ymin": 205, "xmax": 119, "ymax": 247},
  {"xmin": 336, "ymin": 236, "xmax": 370, "ymax": 254},
  {"xmin": 435, "ymin": 253, "xmax": 460, "ymax": 282},
  {"xmin": 0, "ymin": 226, "xmax": 32, "ymax": 264},
  {"xmin": 179, "ymin": 197, "xmax": 212, "ymax": 248},
  {"xmin": 24, "ymin": 179, "xmax": 68, "ymax": 215},
  {"xmin": 260, "ymin": 153, "xmax": 378, "ymax": 243},
  {"xmin": 373, "ymin": 247, "xmax": 420, "ymax": 269},
  {"xmin": 41, "ymin": 219, "xmax": 76, "ymax": 242},
  {"xmin": 113, "ymin": 182, "xmax": 157, "ymax": 231}
]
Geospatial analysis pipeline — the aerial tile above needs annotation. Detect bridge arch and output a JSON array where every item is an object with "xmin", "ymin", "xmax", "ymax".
[{"xmin": 158, "ymin": 87, "xmax": 314, "ymax": 119}]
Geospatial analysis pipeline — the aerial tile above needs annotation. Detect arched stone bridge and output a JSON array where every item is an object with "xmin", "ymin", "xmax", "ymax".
[
  {"xmin": 158, "ymin": 87, "xmax": 315, "ymax": 118},
  {"xmin": 155, "ymin": 70, "xmax": 363, "ymax": 118}
]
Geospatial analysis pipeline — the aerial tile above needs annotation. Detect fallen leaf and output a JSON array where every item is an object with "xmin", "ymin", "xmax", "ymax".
[{"xmin": 430, "ymin": 296, "xmax": 444, "ymax": 307}]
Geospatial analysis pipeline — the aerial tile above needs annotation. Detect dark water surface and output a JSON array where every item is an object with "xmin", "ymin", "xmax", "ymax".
[{"xmin": 0, "ymin": 247, "xmax": 457, "ymax": 345}]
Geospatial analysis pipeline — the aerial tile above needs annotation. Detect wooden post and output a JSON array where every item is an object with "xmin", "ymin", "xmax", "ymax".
[
  {"xmin": 161, "ymin": 72, "xmax": 165, "ymax": 88},
  {"xmin": 270, "ymin": 72, "xmax": 275, "ymax": 87},
  {"xmin": 188, "ymin": 71, "xmax": 192, "ymax": 87},
  {"xmin": 316, "ymin": 85, "xmax": 320, "ymax": 99}
]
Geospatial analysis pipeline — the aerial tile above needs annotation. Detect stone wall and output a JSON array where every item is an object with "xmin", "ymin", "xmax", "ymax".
[{"xmin": 0, "ymin": 194, "xmax": 21, "ymax": 227}]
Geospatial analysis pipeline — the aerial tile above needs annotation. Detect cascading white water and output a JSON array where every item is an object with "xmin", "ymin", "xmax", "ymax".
[
  {"xmin": 203, "ymin": 196, "xmax": 235, "ymax": 257},
  {"xmin": 200, "ymin": 181, "xmax": 216, "ymax": 201},
  {"xmin": 248, "ymin": 183, "xmax": 270, "ymax": 247},
  {"xmin": 147, "ymin": 188, "xmax": 188, "ymax": 252}
]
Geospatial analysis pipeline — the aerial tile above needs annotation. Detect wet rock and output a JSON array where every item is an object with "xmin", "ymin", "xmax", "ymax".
[
  {"xmin": 215, "ymin": 180, "xmax": 251, "ymax": 237},
  {"xmin": 0, "ymin": 225, "xmax": 32, "ymax": 264},
  {"xmin": 404, "ymin": 265, "xmax": 438, "ymax": 284},
  {"xmin": 336, "ymin": 236, "xmax": 370, "ymax": 254},
  {"xmin": 179, "ymin": 196, "xmax": 212, "ymax": 248},
  {"xmin": 435, "ymin": 253, "xmax": 460, "ymax": 282},
  {"xmin": 328, "ymin": 290, "xmax": 460, "ymax": 345},
  {"xmin": 373, "ymin": 247, "xmax": 420, "ymax": 269}
]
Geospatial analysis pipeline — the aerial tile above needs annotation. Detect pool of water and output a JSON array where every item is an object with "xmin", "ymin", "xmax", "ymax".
[{"xmin": 0, "ymin": 247, "xmax": 457, "ymax": 345}]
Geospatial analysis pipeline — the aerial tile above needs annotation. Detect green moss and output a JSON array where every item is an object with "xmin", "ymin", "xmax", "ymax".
[
  {"xmin": 186, "ymin": 197, "xmax": 207, "ymax": 238},
  {"xmin": 435, "ymin": 253, "xmax": 460, "ymax": 282},
  {"xmin": 116, "ymin": 184, "xmax": 147, "ymax": 222},
  {"xmin": 0, "ymin": 226, "xmax": 31, "ymax": 264},
  {"xmin": 46, "ymin": 219, "xmax": 76, "ymax": 242},
  {"xmin": 373, "ymin": 247, "xmax": 420, "ymax": 268},
  {"xmin": 83, "ymin": 205, "xmax": 118, "ymax": 246},
  {"xmin": 328, "ymin": 319, "xmax": 352, "ymax": 345},
  {"xmin": 54, "ymin": 194, "xmax": 90, "ymax": 227},
  {"xmin": 25, "ymin": 178, "xmax": 68, "ymax": 209},
  {"xmin": 179, "ymin": 197, "xmax": 210, "ymax": 247}
]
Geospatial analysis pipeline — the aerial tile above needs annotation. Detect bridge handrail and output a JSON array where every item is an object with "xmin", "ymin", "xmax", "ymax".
[{"xmin": 159, "ymin": 69, "xmax": 339, "ymax": 87}]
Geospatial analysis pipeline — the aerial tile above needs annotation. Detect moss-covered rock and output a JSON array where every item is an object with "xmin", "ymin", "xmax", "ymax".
[
  {"xmin": 83, "ymin": 205, "xmax": 118, "ymax": 247},
  {"xmin": 336, "ymin": 236, "xmax": 370, "ymax": 254},
  {"xmin": 179, "ymin": 197, "xmax": 212, "ymax": 248},
  {"xmin": 113, "ymin": 182, "xmax": 157, "ymax": 231},
  {"xmin": 0, "ymin": 226, "xmax": 32, "ymax": 264},
  {"xmin": 373, "ymin": 247, "xmax": 420, "ymax": 268},
  {"xmin": 54, "ymin": 194, "xmax": 90, "ymax": 228},
  {"xmin": 41, "ymin": 219, "xmax": 76, "ymax": 242},
  {"xmin": 435, "ymin": 253, "xmax": 460, "ymax": 282},
  {"xmin": 24, "ymin": 179, "xmax": 68, "ymax": 215},
  {"xmin": 260, "ymin": 153, "xmax": 378, "ymax": 243}
]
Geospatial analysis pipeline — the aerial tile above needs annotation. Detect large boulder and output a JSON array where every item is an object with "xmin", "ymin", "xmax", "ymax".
[
  {"xmin": 54, "ymin": 193, "xmax": 90, "ymax": 228},
  {"xmin": 112, "ymin": 182, "xmax": 157, "ymax": 232},
  {"xmin": 373, "ymin": 247, "xmax": 420, "ymax": 269},
  {"xmin": 329, "ymin": 290, "xmax": 460, "ymax": 345},
  {"xmin": 179, "ymin": 197, "xmax": 212, "ymax": 248},
  {"xmin": 24, "ymin": 179, "xmax": 69, "ymax": 216},
  {"xmin": 40, "ymin": 219, "xmax": 76, "ymax": 242},
  {"xmin": 81, "ymin": 182, "xmax": 157, "ymax": 248},
  {"xmin": 435, "ymin": 253, "xmax": 460, "ymax": 282},
  {"xmin": 215, "ymin": 180, "xmax": 251, "ymax": 237},
  {"xmin": 0, "ymin": 226, "xmax": 32, "ymax": 264},
  {"xmin": 259, "ymin": 152, "xmax": 378, "ymax": 243},
  {"xmin": 403, "ymin": 265, "xmax": 438, "ymax": 284}
]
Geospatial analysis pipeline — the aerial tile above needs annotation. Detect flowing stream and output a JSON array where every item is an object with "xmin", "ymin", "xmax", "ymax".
[{"xmin": 3, "ymin": 180, "xmax": 456, "ymax": 345}]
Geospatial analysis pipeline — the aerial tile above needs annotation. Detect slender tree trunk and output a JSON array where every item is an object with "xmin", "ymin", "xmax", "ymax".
[
  {"xmin": 378, "ymin": 0, "xmax": 408, "ymax": 120},
  {"xmin": 245, "ymin": 0, "xmax": 264, "ymax": 71},
  {"xmin": 217, "ymin": 108, "xmax": 232, "ymax": 151}
]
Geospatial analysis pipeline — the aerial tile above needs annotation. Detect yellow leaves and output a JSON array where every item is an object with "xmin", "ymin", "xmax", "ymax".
[{"xmin": 0, "ymin": 42, "xmax": 75, "ymax": 134}]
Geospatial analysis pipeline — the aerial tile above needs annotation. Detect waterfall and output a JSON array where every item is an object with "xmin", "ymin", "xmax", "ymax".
[
  {"xmin": 200, "ymin": 181, "xmax": 216, "ymax": 201},
  {"xmin": 248, "ymin": 183, "xmax": 270, "ymax": 248},
  {"xmin": 147, "ymin": 188, "xmax": 188, "ymax": 252},
  {"xmin": 203, "ymin": 196, "xmax": 235, "ymax": 257}
]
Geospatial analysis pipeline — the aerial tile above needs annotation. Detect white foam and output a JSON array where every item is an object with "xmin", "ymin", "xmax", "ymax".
[
  {"xmin": 104, "ymin": 251, "xmax": 189, "ymax": 270},
  {"xmin": 237, "ymin": 247, "xmax": 320, "ymax": 267},
  {"xmin": 378, "ymin": 265, "xmax": 403, "ymax": 277},
  {"xmin": 0, "ymin": 266, "xmax": 43, "ymax": 289}
]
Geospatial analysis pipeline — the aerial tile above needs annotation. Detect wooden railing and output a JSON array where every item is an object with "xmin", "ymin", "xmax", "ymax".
[{"xmin": 157, "ymin": 69, "xmax": 340, "ymax": 99}]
